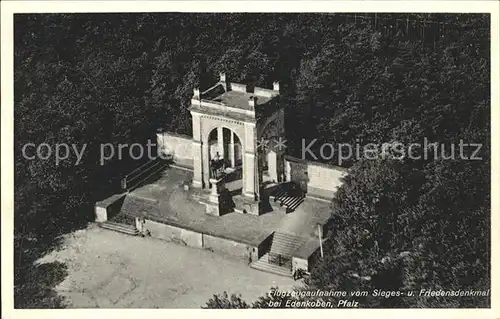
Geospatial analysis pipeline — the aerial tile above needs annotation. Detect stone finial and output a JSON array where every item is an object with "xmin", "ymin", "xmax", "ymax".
[
  {"xmin": 273, "ymin": 81, "xmax": 280, "ymax": 93},
  {"xmin": 193, "ymin": 88, "xmax": 200, "ymax": 98},
  {"xmin": 248, "ymin": 96, "xmax": 257, "ymax": 108},
  {"xmin": 220, "ymin": 72, "xmax": 227, "ymax": 83}
]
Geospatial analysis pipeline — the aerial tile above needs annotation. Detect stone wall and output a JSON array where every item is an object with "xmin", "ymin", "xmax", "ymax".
[
  {"xmin": 285, "ymin": 156, "xmax": 346, "ymax": 200},
  {"xmin": 292, "ymin": 257, "xmax": 309, "ymax": 273},
  {"xmin": 257, "ymin": 233, "xmax": 274, "ymax": 258},
  {"xmin": 307, "ymin": 162, "xmax": 346, "ymax": 199},
  {"xmin": 143, "ymin": 219, "xmax": 203, "ymax": 248},
  {"xmin": 203, "ymin": 234, "xmax": 259, "ymax": 262},
  {"xmin": 307, "ymin": 247, "xmax": 323, "ymax": 273},
  {"xmin": 157, "ymin": 132, "xmax": 193, "ymax": 168},
  {"xmin": 141, "ymin": 218, "xmax": 260, "ymax": 262},
  {"xmin": 286, "ymin": 158, "xmax": 308, "ymax": 186},
  {"xmin": 94, "ymin": 194, "xmax": 126, "ymax": 222}
]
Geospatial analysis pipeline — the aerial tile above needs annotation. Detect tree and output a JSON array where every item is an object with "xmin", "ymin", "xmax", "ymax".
[
  {"xmin": 203, "ymin": 292, "xmax": 250, "ymax": 309},
  {"xmin": 203, "ymin": 288, "xmax": 297, "ymax": 309}
]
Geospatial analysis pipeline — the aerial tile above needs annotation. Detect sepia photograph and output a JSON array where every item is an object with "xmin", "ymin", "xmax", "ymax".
[{"xmin": 2, "ymin": 1, "xmax": 498, "ymax": 315}]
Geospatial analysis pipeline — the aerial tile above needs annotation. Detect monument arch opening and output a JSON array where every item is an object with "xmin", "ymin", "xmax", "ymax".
[{"xmin": 189, "ymin": 72, "xmax": 283, "ymax": 214}]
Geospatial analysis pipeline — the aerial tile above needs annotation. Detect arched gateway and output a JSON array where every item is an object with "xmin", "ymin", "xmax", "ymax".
[{"xmin": 189, "ymin": 73, "xmax": 285, "ymax": 214}]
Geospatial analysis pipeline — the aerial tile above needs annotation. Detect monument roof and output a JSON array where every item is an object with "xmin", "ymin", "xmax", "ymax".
[
  {"xmin": 212, "ymin": 90, "xmax": 274, "ymax": 111},
  {"xmin": 190, "ymin": 79, "xmax": 281, "ymax": 122}
]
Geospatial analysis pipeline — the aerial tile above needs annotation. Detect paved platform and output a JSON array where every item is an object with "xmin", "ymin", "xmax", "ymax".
[
  {"xmin": 115, "ymin": 166, "xmax": 332, "ymax": 255},
  {"xmin": 119, "ymin": 167, "xmax": 281, "ymax": 246}
]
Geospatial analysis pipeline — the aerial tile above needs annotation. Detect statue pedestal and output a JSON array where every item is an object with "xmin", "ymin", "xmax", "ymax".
[
  {"xmin": 233, "ymin": 195, "xmax": 262, "ymax": 216},
  {"xmin": 206, "ymin": 178, "xmax": 223, "ymax": 216}
]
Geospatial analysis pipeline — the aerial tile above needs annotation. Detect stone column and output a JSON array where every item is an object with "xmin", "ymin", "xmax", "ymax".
[
  {"xmin": 268, "ymin": 150, "xmax": 277, "ymax": 182},
  {"xmin": 285, "ymin": 160, "xmax": 291, "ymax": 182},
  {"xmin": 277, "ymin": 154, "xmax": 285, "ymax": 183},
  {"xmin": 217, "ymin": 126, "xmax": 224, "ymax": 159},
  {"xmin": 243, "ymin": 123, "xmax": 257, "ymax": 199},
  {"xmin": 191, "ymin": 112, "xmax": 203, "ymax": 188},
  {"xmin": 243, "ymin": 152, "xmax": 256, "ymax": 198},
  {"xmin": 192, "ymin": 140, "xmax": 203, "ymax": 188},
  {"xmin": 230, "ymin": 131, "xmax": 235, "ymax": 167},
  {"xmin": 202, "ymin": 142, "xmax": 209, "ymax": 188}
]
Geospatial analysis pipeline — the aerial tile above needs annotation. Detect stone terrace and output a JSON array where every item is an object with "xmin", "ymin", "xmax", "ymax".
[
  {"xmin": 119, "ymin": 166, "xmax": 282, "ymax": 246},
  {"xmin": 116, "ymin": 166, "xmax": 332, "ymax": 252}
]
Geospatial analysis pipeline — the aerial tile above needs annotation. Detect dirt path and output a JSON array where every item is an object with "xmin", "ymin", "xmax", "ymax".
[{"xmin": 38, "ymin": 224, "xmax": 296, "ymax": 308}]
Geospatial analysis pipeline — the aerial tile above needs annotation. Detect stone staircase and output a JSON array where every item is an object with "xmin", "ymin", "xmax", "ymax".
[
  {"xmin": 250, "ymin": 231, "xmax": 307, "ymax": 277},
  {"xmin": 270, "ymin": 231, "xmax": 307, "ymax": 256},
  {"xmin": 271, "ymin": 183, "xmax": 305, "ymax": 212},
  {"xmin": 99, "ymin": 221, "xmax": 139, "ymax": 236},
  {"xmin": 250, "ymin": 253, "xmax": 292, "ymax": 277}
]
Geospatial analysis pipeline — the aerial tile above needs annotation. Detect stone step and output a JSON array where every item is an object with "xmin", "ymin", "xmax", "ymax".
[
  {"xmin": 273, "ymin": 188, "xmax": 287, "ymax": 199},
  {"xmin": 250, "ymin": 254, "xmax": 293, "ymax": 277},
  {"xmin": 270, "ymin": 240, "xmax": 305, "ymax": 253},
  {"xmin": 272, "ymin": 231, "xmax": 307, "ymax": 243},
  {"xmin": 99, "ymin": 221, "xmax": 139, "ymax": 236},
  {"xmin": 105, "ymin": 220, "xmax": 136, "ymax": 229},
  {"xmin": 270, "ymin": 232, "xmax": 306, "ymax": 256},
  {"xmin": 271, "ymin": 186, "xmax": 304, "ymax": 212},
  {"xmin": 279, "ymin": 197, "xmax": 304, "ymax": 211},
  {"xmin": 270, "ymin": 245, "xmax": 304, "ymax": 256},
  {"xmin": 272, "ymin": 232, "xmax": 305, "ymax": 242}
]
